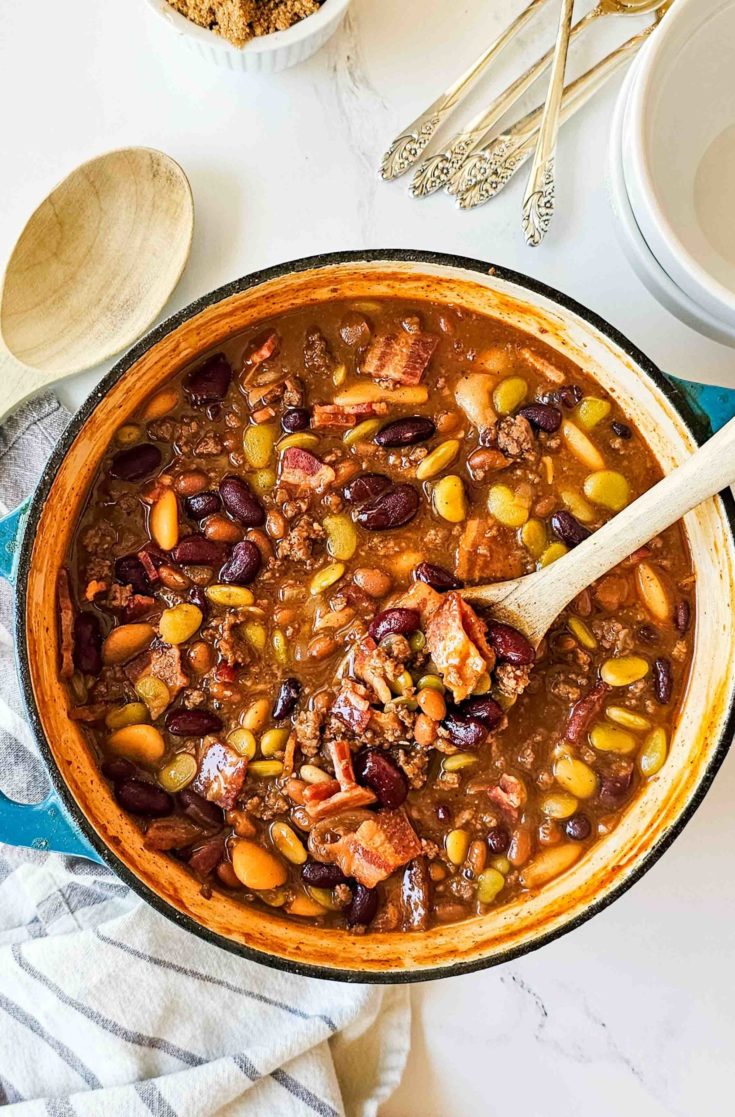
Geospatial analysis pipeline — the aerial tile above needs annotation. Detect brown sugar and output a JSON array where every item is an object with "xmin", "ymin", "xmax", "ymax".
[{"xmin": 166, "ymin": 0, "xmax": 324, "ymax": 46}]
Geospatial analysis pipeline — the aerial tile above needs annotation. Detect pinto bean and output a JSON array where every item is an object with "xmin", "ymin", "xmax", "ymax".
[
  {"xmin": 353, "ymin": 568, "xmax": 392, "ymax": 598},
  {"xmin": 175, "ymin": 470, "xmax": 210, "ymax": 497}
]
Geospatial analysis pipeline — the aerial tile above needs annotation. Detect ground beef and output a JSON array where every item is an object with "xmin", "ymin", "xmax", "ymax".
[
  {"xmin": 182, "ymin": 688, "xmax": 207, "ymax": 708},
  {"xmin": 293, "ymin": 708, "xmax": 324, "ymax": 757},
  {"xmin": 397, "ymin": 747, "xmax": 429, "ymax": 789},
  {"xmin": 80, "ymin": 520, "xmax": 117, "ymax": 553},
  {"xmin": 592, "ymin": 618, "xmax": 635, "ymax": 655},
  {"xmin": 497, "ymin": 415, "xmax": 537, "ymax": 461},
  {"xmin": 195, "ymin": 432, "xmax": 224, "ymax": 456},
  {"xmin": 303, "ymin": 327, "xmax": 334, "ymax": 376},
  {"xmin": 445, "ymin": 874, "xmax": 475, "ymax": 903},
  {"xmin": 277, "ymin": 516, "xmax": 325, "ymax": 565},
  {"xmin": 241, "ymin": 783, "xmax": 290, "ymax": 821},
  {"xmin": 105, "ymin": 583, "xmax": 133, "ymax": 610},
  {"xmin": 211, "ymin": 611, "xmax": 253, "ymax": 667},
  {"xmin": 494, "ymin": 662, "xmax": 532, "ymax": 700}
]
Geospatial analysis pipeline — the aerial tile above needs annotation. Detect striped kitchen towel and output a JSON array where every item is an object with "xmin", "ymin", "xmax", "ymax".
[{"xmin": 0, "ymin": 394, "xmax": 410, "ymax": 1117}]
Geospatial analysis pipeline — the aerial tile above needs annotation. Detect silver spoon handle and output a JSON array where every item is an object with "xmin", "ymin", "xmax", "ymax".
[
  {"xmin": 423, "ymin": 6, "xmax": 599, "ymax": 198},
  {"xmin": 457, "ymin": 24, "xmax": 654, "ymax": 209},
  {"xmin": 522, "ymin": 0, "xmax": 575, "ymax": 246},
  {"xmin": 380, "ymin": 0, "xmax": 550, "ymax": 181}
]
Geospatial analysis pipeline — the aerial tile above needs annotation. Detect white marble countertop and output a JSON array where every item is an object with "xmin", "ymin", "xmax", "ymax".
[{"xmin": 1, "ymin": 1, "xmax": 733, "ymax": 1113}]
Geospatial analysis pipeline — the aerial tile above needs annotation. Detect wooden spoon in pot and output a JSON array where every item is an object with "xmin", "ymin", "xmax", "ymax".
[
  {"xmin": 0, "ymin": 147, "xmax": 193, "ymax": 424},
  {"xmin": 461, "ymin": 415, "xmax": 735, "ymax": 644}
]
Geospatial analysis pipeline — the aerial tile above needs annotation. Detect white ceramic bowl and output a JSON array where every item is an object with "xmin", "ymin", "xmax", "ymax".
[
  {"xmin": 607, "ymin": 57, "xmax": 735, "ymax": 349},
  {"xmin": 145, "ymin": 0, "xmax": 352, "ymax": 73},
  {"xmin": 623, "ymin": 0, "xmax": 735, "ymax": 326}
]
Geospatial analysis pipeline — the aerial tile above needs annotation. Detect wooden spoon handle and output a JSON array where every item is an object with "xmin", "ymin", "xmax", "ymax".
[
  {"xmin": 0, "ymin": 345, "xmax": 49, "ymax": 424},
  {"xmin": 537, "ymin": 415, "xmax": 735, "ymax": 617}
]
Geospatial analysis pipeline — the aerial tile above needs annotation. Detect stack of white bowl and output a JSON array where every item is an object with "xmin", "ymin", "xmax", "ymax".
[{"xmin": 608, "ymin": 0, "xmax": 735, "ymax": 348}]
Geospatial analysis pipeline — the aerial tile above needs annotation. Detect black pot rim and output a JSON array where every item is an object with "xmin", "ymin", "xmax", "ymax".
[{"xmin": 14, "ymin": 248, "xmax": 735, "ymax": 984}]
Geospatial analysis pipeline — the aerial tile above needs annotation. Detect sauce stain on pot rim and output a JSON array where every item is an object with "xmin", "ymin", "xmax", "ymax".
[{"xmin": 10, "ymin": 250, "xmax": 735, "ymax": 981}]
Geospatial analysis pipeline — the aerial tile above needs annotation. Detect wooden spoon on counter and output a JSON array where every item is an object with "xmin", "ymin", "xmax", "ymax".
[
  {"xmin": 0, "ymin": 147, "xmax": 193, "ymax": 424},
  {"xmin": 461, "ymin": 415, "xmax": 735, "ymax": 645}
]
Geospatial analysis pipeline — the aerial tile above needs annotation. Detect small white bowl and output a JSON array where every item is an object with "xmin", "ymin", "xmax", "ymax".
[
  {"xmin": 145, "ymin": 0, "xmax": 352, "ymax": 73},
  {"xmin": 607, "ymin": 56, "xmax": 735, "ymax": 349},
  {"xmin": 623, "ymin": 0, "xmax": 735, "ymax": 326}
]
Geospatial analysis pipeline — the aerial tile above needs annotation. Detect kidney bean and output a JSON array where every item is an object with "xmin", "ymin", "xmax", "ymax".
[
  {"xmin": 637, "ymin": 623, "xmax": 660, "ymax": 644},
  {"xmin": 457, "ymin": 695, "xmax": 503, "ymax": 730},
  {"xmin": 73, "ymin": 613, "xmax": 102, "ymax": 675},
  {"xmin": 301, "ymin": 861, "xmax": 348, "ymax": 888},
  {"xmin": 486, "ymin": 622, "xmax": 535, "ymax": 666},
  {"xmin": 517, "ymin": 402, "xmax": 562, "ymax": 433},
  {"xmin": 413, "ymin": 561, "xmax": 463, "ymax": 591},
  {"xmin": 219, "ymin": 475, "xmax": 266, "ymax": 527},
  {"xmin": 674, "ymin": 600, "xmax": 691, "ymax": 635},
  {"xmin": 565, "ymin": 814, "xmax": 592, "ymax": 841},
  {"xmin": 165, "ymin": 709, "xmax": 223, "ymax": 736},
  {"xmin": 354, "ymin": 748, "xmax": 408, "ymax": 809},
  {"xmin": 185, "ymin": 490, "xmax": 221, "ymax": 520},
  {"xmin": 343, "ymin": 472, "xmax": 392, "ymax": 506},
  {"xmin": 442, "ymin": 710, "xmax": 488, "ymax": 748},
  {"xmin": 281, "ymin": 407, "xmax": 311, "ymax": 432},
  {"xmin": 109, "ymin": 443, "xmax": 162, "ymax": 482},
  {"xmin": 486, "ymin": 825, "xmax": 510, "ymax": 854},
  {"xmin": 653, "ymin": 657, "xmax": 673, "ymax": 704},
  {"xmin": 116, "ymin": 778, "xmax": 173, "ymax": 817},
  {"xmin": 550, "ymin": 510, "xmax": 591, "ymax": 548},
  {"xmin": 273, "ymin": 678, "xmax": 301, "ymax": 720},
  {"xmin": 598, "ymin": 768, "xmax": 634, "ymax": 809},
  {"xmin": 374, "ymin": 416, "xmax": 436, "ymax": 448},
  {"xmin": 179, "ymin": 787, "xmax": 223, "ymax": 827},
  {"xmin": 114, "ymin": 554, "xmax": 151, "ymax": 594},
  {"xmin": 611, "ymin": 420, "xmax": 632, "ymax": 439},
  {"xmin": 101, "ymin": 757, "xmax": 137, "ymax": 782},
  {"xmin": 188, "ymin": 585, "xmax": 208, "ymax": 618},
  {"xmin": 183, "ymin": 353, "xmax": 232, "ymax": 406},
  {"xmin": 345, "ymin": 882, "xmax": 378, "ymax": 927},
  {"xmin": 219, "ymin": 540, "xmax": 262, "ymax": 585},
  {"xmin": 356, "ymin": 484, "xmax": 420, "ymax": 531},
  {"xmin": 368, "ymin": 607, "xmax": 421, "ymax": 643},
  {"xmin": 171, "ymin": 535, "xmax": 228, "ymax": 566},
  {"xmin": 558, "ymin": 384, "xmax": 583, "ymax": 408}
]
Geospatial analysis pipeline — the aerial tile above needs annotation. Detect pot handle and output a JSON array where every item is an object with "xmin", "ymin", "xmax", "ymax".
[
  {"xmin": 0, "ymin": 499, "xmax": 104, "ymax": 863},
  {"xmin": 666, "ymin": 376, "xmax": 735, "ymax": 434}
]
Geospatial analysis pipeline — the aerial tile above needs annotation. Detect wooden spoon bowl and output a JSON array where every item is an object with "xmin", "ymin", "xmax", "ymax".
[{"xmin": 0, "ymin": 147, "xmax": 193, "ymax": 420}]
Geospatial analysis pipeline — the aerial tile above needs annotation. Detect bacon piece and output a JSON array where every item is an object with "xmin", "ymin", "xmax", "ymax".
[
  {"xmin": 306, "ymin": 785, "xmax": 377, "ymax": 821},
  {"xmin": 303, "ymin": 779, "xmax": 341, "ymax": 805},
  {"xmin": 282, "ymin": 731, "xmax": 297, "ymax": 777},
  {"xmin": 455, "ymin": 518, "xmax": 523, "ymax": 582},
  {"xmin": 58, "ymin": 568, "xmax": 75, "ymax": 679},
  {"xmin": 243, "ymin": 330, "xmax": 280, "ymax": 368},
  {"xmin": 125, "ymin": 644, "xmax": 189, "ymax": 717},
  {"xmin": 192, "ymin": 739, "xmax": 248, "ymax": 811},
  {"xmin": 122, "ymin": 594, "xmax": 157, "ymax": 622},
  {"xmin": 395, "ymin": 581, "xmax": 443, "ymax": 624},
  {"xmin": 188, "ymin": 835, "xmax": 227, "ymax": 876},
  {"xmin": 362, "ymin": 331, "xmax": 438, "ymax": 386},
  {"xmin": 280, "ymin": 447, "xmax": 336, "ymax": 492},
  {"xmin": 84, "ymin": 579, "xmax": 108, "ymax": 601},
  {"xmin": 353, "ymin": 636, "xmax": 392, "ymax": 704},
  {"xmin": 331, "ymin": 680, "xmax": 372, "ymax": 734},
  {"xmin": 425, "ymin": 592, "xmax": 495, "ymax": 703},
  {"xmin": 520, "ymin": 348, "xmax": 565, "ymax": 384},
  {"xmin": 326, "ymin": 808, "xmax": 422, "ymax": 888},
  {"xmin": 137, "ymin": 549, "xmax": 161, "ymax": 585},
  {"xmin": 328, "ymin": 739, "xmax": 357, "ymax": 790},
  {"xmin": 311, "ymin": 401, "xmax": 388, "ymax": 429},
  {"xmin": 143, "ymin": 817, "xmax": 203, "ymax": 851},
  {"xmin": 566, "ymin": 681, "xmax": 610, "ymax": 744},
  {"xmin": 69, "ymin": 702, "xmax": 107, "ymax": 723},
  {"xmin": 486, "ymin": 774, "xmax": 527, "ymax": 822}
]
